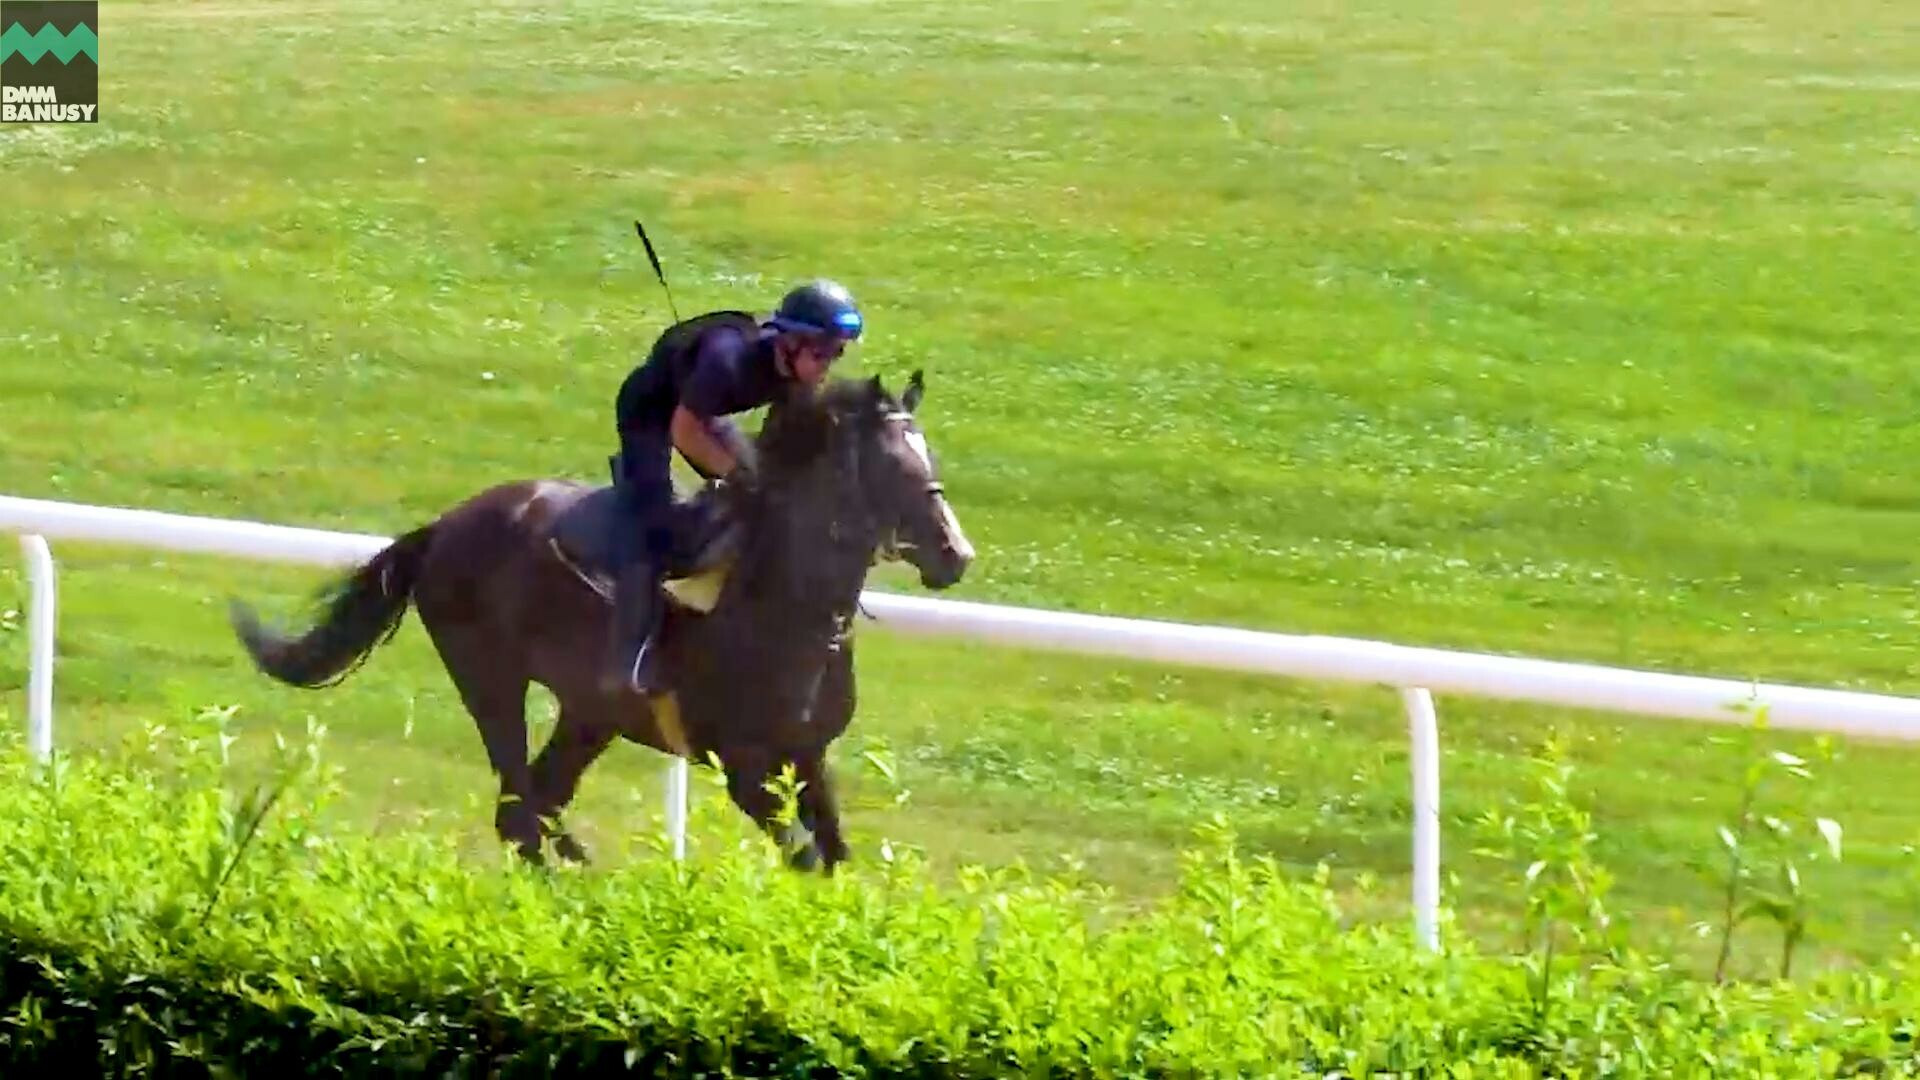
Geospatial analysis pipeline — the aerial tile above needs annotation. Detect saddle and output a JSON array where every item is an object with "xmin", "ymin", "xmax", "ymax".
[{"xmin": 546, "ymin": 481, "xmax": 742, "ymax": 614}]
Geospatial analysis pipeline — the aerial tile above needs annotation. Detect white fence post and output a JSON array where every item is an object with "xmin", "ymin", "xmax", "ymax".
[
  {"xmin": 19, "ymin": 535, "xmax": 55, "ymax": 763},
  {"xmin": 665, "ymin": 756, "xmax": 688, "ymax": 859},
  {"xmin": 1401, "ymin": 687, "xmax": 1441, "ymax": 952}
]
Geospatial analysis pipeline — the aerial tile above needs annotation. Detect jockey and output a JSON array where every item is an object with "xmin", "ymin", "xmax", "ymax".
[{"xmin": 603, "ymin": 278, "xmax": 864, "ymax": 695}]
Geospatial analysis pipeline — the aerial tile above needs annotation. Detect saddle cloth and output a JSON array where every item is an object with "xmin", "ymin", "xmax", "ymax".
[{"xmin": 546, "ymin": 482, "xmax": 740, "ymax": 614}]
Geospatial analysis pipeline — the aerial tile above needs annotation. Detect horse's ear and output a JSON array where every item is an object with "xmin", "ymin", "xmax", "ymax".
[
  {"xmin": 902, "ymin": 368, "xmax": 925, "ymax": 413},
  {"xmin": 865, "ymin": 374, "xmax": 891, "ymax": 420}
]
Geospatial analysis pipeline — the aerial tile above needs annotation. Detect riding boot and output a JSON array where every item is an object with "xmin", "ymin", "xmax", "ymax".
[{"xmin": 604, "ymin": 559, "xmax": 665, "ymax": 696}]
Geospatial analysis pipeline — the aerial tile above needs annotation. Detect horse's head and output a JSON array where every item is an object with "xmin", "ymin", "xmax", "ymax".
[
  {"xmin": 759, "ymin": 372, "xmax": 974, "ymax": 591},
  {"xmin": 859, "ymin": 369, "xmax": 974, "ymax": 589}
]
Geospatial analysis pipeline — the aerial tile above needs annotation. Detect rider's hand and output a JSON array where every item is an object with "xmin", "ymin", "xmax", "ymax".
[{"xmin": 719, "ymin": 461, "xmax": 759, "ymax": 499}]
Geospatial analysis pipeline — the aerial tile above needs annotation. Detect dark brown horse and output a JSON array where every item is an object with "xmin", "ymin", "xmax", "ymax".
[{"xmin": 227, "ymin": 372, "xmax": 973, "ymax": 870}]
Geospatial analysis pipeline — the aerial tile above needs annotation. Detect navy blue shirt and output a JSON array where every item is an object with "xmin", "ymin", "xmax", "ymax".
[{"xmin": 615, "ymin": 311, "xmax": 785, "ymax": 436}]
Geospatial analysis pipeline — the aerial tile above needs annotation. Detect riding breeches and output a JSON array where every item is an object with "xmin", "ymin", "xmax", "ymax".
[{"xmin": 611, "ymin": 427, "xmax": 675, "ymax": 571}]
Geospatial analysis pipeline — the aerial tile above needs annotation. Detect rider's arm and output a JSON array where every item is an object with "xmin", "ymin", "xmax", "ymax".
[
  {"xmin": 670, "ymin": 405, "xmax": 744, "ymax": 479},
  {"xmin": 674, "ymin": 328, "xmax": 759, "ymax": 480}
]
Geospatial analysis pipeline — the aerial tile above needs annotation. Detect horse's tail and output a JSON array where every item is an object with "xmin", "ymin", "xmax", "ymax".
[{"xmin": 228, "ymin": 524, "xmax": 436, "ymax": 689}]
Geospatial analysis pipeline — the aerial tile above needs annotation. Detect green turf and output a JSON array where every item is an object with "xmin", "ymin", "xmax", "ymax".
[{"xmin": 4, "ymin": 0, "xmax": 1920, "ymax": 976}]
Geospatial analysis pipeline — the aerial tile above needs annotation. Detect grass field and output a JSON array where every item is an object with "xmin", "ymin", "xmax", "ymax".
[{"xmin": 4, "ymin": 0, "xmax": 1920, "ymax": 976}]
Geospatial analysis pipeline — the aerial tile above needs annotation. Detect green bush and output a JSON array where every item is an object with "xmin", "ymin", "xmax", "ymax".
[{"xmin": 0, "ymin": 713, "xmax": 1912, "ymax": 1077}]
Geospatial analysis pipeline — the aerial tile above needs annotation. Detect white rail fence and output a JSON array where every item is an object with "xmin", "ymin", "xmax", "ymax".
[{"xmin": 8, "ymin": 491, "xmax": 1920, "ymax": 952}]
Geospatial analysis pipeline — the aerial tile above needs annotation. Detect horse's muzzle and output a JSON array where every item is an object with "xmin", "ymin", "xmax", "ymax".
[{"xmin": 918, "ymin": 545, "xmax": 971, "ymax": 590}]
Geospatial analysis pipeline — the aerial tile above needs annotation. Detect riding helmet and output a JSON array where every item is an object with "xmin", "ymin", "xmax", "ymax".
[{"xmin": 770, "ymin": 279, "xmax": 864, "ymax": 340}]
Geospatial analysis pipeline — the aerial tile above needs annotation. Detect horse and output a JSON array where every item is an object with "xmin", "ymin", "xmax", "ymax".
[{"xmin": 226, "ymin": 371, "xmax": 973, "ymax": 871}]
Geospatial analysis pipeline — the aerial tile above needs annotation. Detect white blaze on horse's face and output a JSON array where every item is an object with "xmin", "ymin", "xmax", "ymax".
[
  {"xmin": 899, "ymin": 428, "xmax": 976, "ymax": 561},
  {"xmin": 888, "ymin": 411, "xmax": 976, "ymax": 568},
  {"xmin": 902, "ymin": 428, "xmax": 932, "ymax": 473}
]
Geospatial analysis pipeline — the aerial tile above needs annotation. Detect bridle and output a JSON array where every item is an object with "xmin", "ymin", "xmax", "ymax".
[{"xmin": 872, "ymin": 409, "xmax": 948, "ymax": 562}]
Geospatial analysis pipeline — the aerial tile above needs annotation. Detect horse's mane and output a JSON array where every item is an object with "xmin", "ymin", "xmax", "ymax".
[
  {"xmin": 753, "ymin": 376, "xmax": 897, "ymax": 471},
  {"xmin": 817, "ymin": 375, "xmax": 897, "ymax": 415},
  {"xmin": 711, "ymin": 376, "xmax": 900, "ymax": 611}
]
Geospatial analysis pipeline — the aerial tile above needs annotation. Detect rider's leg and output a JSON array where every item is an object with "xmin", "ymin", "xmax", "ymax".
[{"xmin": 603, "ymin": 430, "xmax": 674, "ymax": 695}]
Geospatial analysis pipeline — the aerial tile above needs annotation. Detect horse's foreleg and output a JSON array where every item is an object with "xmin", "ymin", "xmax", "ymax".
[
  {"xmin": 795, "ymin": 638, "xmax": 856, "ymax": 871},
  {"xmin": 795, "ymin": 749, "xmax": 849, "ymax": 872},
  {"xmin": 718, "ymin": 744, "xmax": 819, "ymax": 870}
]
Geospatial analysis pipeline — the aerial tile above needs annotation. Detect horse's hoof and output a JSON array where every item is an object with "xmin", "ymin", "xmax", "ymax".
[
  {"xmin": 554, "ymin": 834, "xmax": 591, "ymax": 864},
  {"xmin": 786, "ymin": 843, "xmax": 822, "ymax": 873}
]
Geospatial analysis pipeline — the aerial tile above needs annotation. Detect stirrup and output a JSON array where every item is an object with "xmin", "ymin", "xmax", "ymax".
[{"xmin": 603, "ymin": 632, "xmax": 662, "ymax": 695}]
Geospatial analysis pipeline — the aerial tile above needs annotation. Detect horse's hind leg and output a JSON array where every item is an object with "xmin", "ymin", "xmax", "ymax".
[
  {"xmin": 528, "ymin": 698, "xmax": 618, "ymax": 863},
  {"xmin": 421, "ymin": 622, "xmax": 540, "ymax": 861}
]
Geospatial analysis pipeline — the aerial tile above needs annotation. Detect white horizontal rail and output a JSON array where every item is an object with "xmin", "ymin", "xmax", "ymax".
[
  {"xmin": 9, "ymin": 491, "xmax": 1920, "ymax": 957},
  {"xmin": 10, "ymin": 493, "xmax": 1919, "ymax": 737},
  {"xmin": 0, "ymin": 494, "xmax": 386, "ymax": 567},
  {"xmin": 855, "ymin": 592, "xmax": 1920, "ymax": 740}
]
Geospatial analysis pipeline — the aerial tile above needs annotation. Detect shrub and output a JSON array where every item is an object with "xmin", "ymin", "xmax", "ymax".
[{"xmin": 0, "ymin": 712, "xmax": 1911, "ymax": 1077}]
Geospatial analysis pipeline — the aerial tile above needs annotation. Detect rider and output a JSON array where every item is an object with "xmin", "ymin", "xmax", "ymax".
[{"xmin": 603, "ymin": 278, "xmax": 864, "ymax": 695}]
